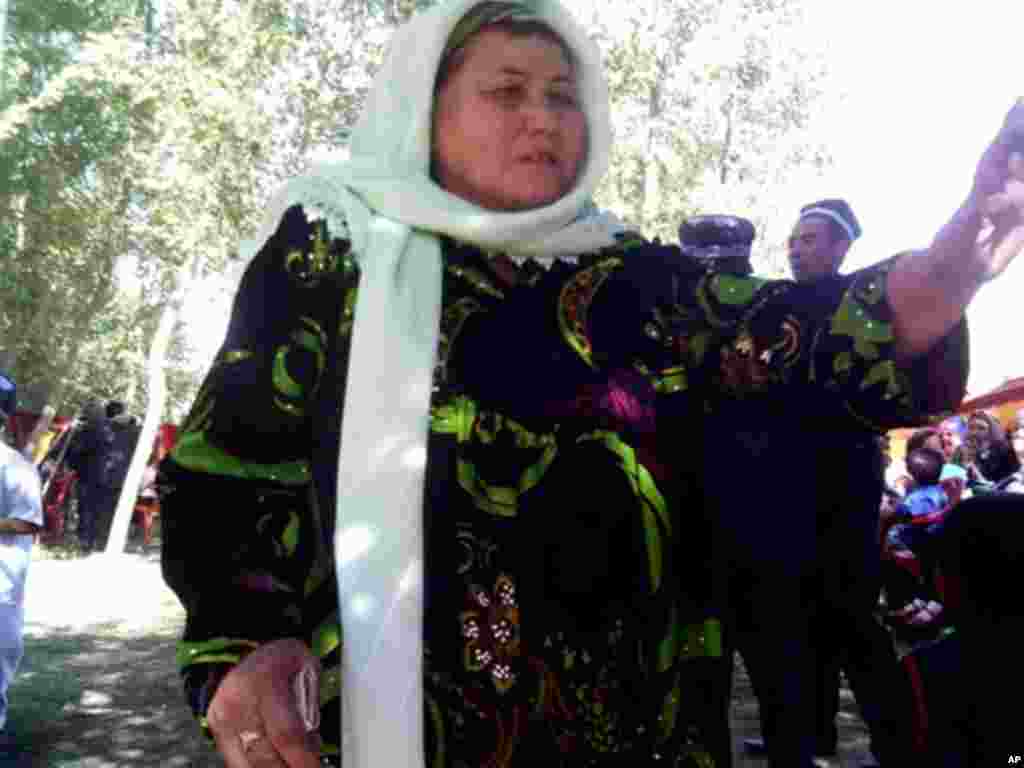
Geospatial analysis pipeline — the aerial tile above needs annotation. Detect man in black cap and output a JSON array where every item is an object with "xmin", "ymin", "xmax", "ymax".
[
  {"xmin": 788, "ymin": 198, "xmax": 862, "ymax": 282},
  {"xmin": 739, "ymin": 199, "xmax": 911, "ymax": 767}
]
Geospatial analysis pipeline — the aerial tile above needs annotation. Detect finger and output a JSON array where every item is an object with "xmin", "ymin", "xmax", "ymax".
[
  {"xmin": 983, "ymin": 191, "xmax": 1014, "ymax": 217},
  {"xmin": 997, "ymin": 99, "xmax": 1024, "ymax": 144},
  {"xmin": 214, "ymin": 728, "xmax": 290, "ymax": 768},
  {"xmin": 212, "ymin": 728, "xmax": 255, "ymax": 768},
  {"xmin": 245, "ymin": 733, "xmax": 292, "ymax": 768},
  {"xmin": 262, "ymin": 689, "xmax": 321, "ymax": 768},
  {"xmin": 977, "ymin": 211, "xmax": 1024, "ymax": 281},
  {"xmin": 988, "ymin": 222, "xmax": 1024, "ymax": 279},
  {"xmin": 986, "ymin": 178, "xmax": 1024, "ymax": 220},
  {"xmin": 1011, "ymin": 151, "xmax": 1024, "ymax": 182}
]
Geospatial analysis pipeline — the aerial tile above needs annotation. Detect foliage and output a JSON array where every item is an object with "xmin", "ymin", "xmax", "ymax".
[
  {"xmin": 0, "ymin": 0, "xmax": 391, "ymax": 417},
  {"xmin": 0, "ymin": 0, "xmax": 832, "ymax": 420},
  {"xmin": 581, "ymin": 0, "xmax": 835, "ymax": 273}
]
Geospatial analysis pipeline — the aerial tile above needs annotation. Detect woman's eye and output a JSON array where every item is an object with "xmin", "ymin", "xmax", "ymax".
[
  {"xmin": 548, "ymin": 90, "xmax": 581, "ymax": 108},
  {"xmin": 489, "ymin": 85, "xmax": 524, "ymax": 103},
  {"xmin": 548, "ymin": 90, "xmax": 579, "ymax": 108}
]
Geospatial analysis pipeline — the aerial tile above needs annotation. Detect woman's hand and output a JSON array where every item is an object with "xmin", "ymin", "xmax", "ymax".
[
  {"xmin": 889, "ymin": 100, "xmax": 1024, "ymax": 360},
  {"xmin": 206, "ymin": 639, "xmax": 321, "ymax": 768},
  {"xmin": 969, "ymin": 100, "xmax": 1024, "ymax": 281}
]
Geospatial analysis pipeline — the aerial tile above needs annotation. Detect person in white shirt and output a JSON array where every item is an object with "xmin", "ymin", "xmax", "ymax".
[{"xmin": 0, "ymin": 436, "xmax": 43, "ymax": 731}]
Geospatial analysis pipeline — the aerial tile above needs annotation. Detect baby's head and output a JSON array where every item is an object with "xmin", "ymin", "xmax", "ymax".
[{"xmin": 906, "ymin": 447, "xmax": 943, "ymax": 488}]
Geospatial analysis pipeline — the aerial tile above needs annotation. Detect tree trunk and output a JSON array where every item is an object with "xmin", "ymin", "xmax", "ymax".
[
  {"xmin": 104, "ymin": 250, "xmax": 202, "ymax": 555},
  {"xmin": 638, "ymin": 0, "xmax": 665, "ymax": 236},
  {"xmin": 718, "ymin": 95, "xmax": 735, "ymax": 185},
  {"xmin": 641, "ymin": 76, "xmax": 663, "ymax": 236},
  {"xmin": 0, "ymin": 0, "xmax": 8, "ymax": 100}
]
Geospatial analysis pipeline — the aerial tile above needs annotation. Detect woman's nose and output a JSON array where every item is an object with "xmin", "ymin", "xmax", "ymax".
[{"xmin": 521, "ymin": 97, "xmax": 560, "ymax": 132}]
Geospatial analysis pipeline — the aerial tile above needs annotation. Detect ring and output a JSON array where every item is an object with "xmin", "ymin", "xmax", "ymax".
[{"xmin": 239, "ymin": 730, "xmax": 264, "ymax": 752}]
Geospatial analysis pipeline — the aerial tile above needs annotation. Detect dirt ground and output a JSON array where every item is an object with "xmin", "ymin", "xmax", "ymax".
[
  {"xmin": 2, "ymin": 551, "xmax": 221, "ymax": 768},
  {"xmin": 1, "ymin": 550, "xmax": 874, "ymax": 767}
]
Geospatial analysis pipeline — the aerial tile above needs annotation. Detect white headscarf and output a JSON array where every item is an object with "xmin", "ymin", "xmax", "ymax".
[{"xmin": 245, "ymin": 2, "xmax": 619, "ymax": 765}]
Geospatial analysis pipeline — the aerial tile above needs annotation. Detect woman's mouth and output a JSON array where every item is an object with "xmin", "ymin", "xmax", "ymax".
[{"xmin": 519, "ymin": 151, "xmax": 558, "ymax": 167}]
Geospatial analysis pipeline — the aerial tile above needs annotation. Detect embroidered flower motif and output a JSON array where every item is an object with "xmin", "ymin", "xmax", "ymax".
[
  {"xmin": 571, "ymin": 369, "xmax": 657, "ymax": 435},
  {"xmin": 460, "ymin": 573, "xmax": 521, "ymax": 694},
  {"xmin": 719, "ymin": 316, "xmax": 803, "ymax": 396},
  {"xmin": 719, "ymin": 330, "xmax": 772, "ymax": 395}
]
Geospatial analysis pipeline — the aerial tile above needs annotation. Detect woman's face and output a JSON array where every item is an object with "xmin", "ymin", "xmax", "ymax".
[
  {"xmin": 939, "ymin": 428, "xmax": 957, "ymax": 460},
  {"xmin": 968, "ymin": 417, "xmax": 992, "ymax": 444},
  {"xmin": 432, "ymin": 27, "xmax": 587, "ymax": 211}
]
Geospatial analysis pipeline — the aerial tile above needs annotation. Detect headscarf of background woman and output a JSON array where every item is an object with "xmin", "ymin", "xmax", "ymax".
[{"xmin": 969, "ymin": 410, "xmax": 1021, "ymax": 484}]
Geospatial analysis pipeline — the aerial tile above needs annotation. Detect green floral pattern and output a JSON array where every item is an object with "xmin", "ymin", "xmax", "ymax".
[{"xmin": 161, "ymin": 210, "xmax": 967, "ymax": 768}]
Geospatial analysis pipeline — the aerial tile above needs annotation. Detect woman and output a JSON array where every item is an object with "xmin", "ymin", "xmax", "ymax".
[
  {"xmin": 159, "ymin": 1, "xmax": 1024, "ymax": 767},
  {"xmin": 969, "ymin": 410, "xmax": 1024, "ymax": 492},
  {"xmin": 967, "ymin": 410, "xmax": 998, "ymax": 449}
]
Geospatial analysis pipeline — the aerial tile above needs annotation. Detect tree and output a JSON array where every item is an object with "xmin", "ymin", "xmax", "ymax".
[
  {"xmin": 4, "ymin": 0, "xmax": 827, "ymax": 549},
  {"xmin": 0, "ymin": 0, "xmax": 153, "ymax": 413},
  {"xmin": 0, "ymin": 0, "xmax": 388, "ymax": 416},
  {"xmin": 1, "ymin": 0, "xmax": 440, "ymax": 551},
  {"xmin": 578, "ymin": 0, "xmax": 835, "ymax": 274}
]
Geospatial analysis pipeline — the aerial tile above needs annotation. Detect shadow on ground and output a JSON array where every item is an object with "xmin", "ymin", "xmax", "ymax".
[
  {"xmin": 4, "ymin": 624, "xmax": 220, "ymax": 768},
  {"xmin": 1, "ymin": 551, "xmax": 875, "ymax": 768},
  {"xmin": 3, "ymin": 598, "xmax": 221, "ymax": 767}
]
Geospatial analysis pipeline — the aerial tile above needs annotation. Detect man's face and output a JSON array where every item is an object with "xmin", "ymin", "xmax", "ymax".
[
  {"xmin": 788, "ymin": 217, "xmax": 844, "ymax": 282},
  {"xmin": 968, "ymin": 417, "xmax": 992, "ymax": 443}
]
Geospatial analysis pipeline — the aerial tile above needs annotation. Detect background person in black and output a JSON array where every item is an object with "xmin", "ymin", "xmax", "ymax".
[
  {"xmin": 66, "ymin": 400, "xmax": 140, "ymax": 552},
  {"xmin": 673, "ymin": 214, "xmax": 756, "ymax": 768},
  {"xmin": 65, "ymin": 401, "xmax": 110, "ymax": 552},
  {"xmin": 93, "ymin": 401, "xmax": 141, "ymax": 550},
  {"xmin": 740, "ymin": 199, "xmax": 912, "ymax": 767}
]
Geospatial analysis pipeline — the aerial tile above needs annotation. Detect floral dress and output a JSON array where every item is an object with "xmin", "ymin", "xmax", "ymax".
[{"xmin": 160, "ymin": 205, "xmax": 966, "ymax": 767}]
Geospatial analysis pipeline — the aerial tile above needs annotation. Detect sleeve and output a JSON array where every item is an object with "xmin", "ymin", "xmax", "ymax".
[
  {"xmin": 63, "ymin": 428, "xmax": 89, "ymax": 473},
  {"xmin": 159, "ymin": 204, "xmax": 355, "ymax": 727},
  {"xmin": 587, "ymin": 248, "xmax": 968, "ymax": 431},
  {"xmin": 3, "ymin": 454, "xmax": 43, "ymax": 528},
  {"xmin": 896, "ymin": 498, "xmax": 913, "ymax": 519}
]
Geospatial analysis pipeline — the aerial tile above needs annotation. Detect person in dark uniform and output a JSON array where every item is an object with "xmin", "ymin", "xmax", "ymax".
[
  {"xmin": 66, "ymin": 400, "xmax": 140, "ymax": 552},
  {"xmin": 741, "ymin": 199, "xmax": 913, "ymax": 766},
  {"xmin": 673, "ymin": 214, "xmax": 757, "ymax": 768},
  {"xmin": 65, "ymin": 401, "xmax": 111, "ymax": 552}
]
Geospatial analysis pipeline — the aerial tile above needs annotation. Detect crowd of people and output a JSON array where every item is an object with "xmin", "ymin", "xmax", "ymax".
[{"xmin": 880, "ymin": 411, "xmax": 1024, "ymax": 628}]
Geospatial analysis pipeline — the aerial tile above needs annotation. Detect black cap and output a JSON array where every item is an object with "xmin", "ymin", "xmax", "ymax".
[
  {"xmin": 799, "ymin": 199, "xmax": 862, "ymax": 241},
  {"xmin": 679, "ymin": 215, "xmax": 755, "ymax": 275},
  {"xmin": 680, "ymin": 214, "xmax": 755, "ymax": 249}
]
